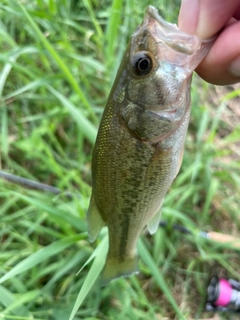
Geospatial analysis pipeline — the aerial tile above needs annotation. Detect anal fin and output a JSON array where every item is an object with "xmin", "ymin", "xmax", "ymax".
[
  {"xmin": 87, "ymin": 195, "xmax": 105, "ymax": 242},
  {"xmin": 147, "ymin": 205, "xmax": 163, "ymax": 235}
]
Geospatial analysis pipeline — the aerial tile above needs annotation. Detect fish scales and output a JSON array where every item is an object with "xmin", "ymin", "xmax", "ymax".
[{"xmin": 87, "ymin": 6, "xmax": 214, "ymax": 284}]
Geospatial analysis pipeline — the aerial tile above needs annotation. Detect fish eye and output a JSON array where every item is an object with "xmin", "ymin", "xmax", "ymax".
[{"xmin": 132, "ymin": 52, "xmax": 153, "ymax": 76}]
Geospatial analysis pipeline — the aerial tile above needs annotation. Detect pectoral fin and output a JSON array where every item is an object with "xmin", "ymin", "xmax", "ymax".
[
  {"xmin": 147, "ymin": 204, "xmax": 163, "ymax": 234},
  {"xmin": 87, "ymin": 195, "xmax": 105, "ymax": 242},
  {"xmin": 176, "ymin": 147, "xmax": 184, "ymax": 177}
]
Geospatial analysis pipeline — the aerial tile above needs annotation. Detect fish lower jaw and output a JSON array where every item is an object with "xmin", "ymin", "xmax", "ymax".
[{"xmin": 149, "ymin": 108, "xmax": 183, "ymax": 121}]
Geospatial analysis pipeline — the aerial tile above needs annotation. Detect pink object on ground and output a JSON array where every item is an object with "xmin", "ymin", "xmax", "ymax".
[{"xmin": 215, "ymin": 278, "xmax": 232, "ymax": 306}]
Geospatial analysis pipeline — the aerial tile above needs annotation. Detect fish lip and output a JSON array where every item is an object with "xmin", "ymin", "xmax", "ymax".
[
  {"xmin": 148, "ymin": 109, "xmax": 180, "ymax": 123},
  {"xmin": 145, "ymin": 5, "xmax": 176, "ymax": 33},
  {"xmin": 126, "ymin": 97, "xmax": 179, "ymax": 122},
  {"xmin": 147, "ymin": 102, "xmax": 189, "ymax": 123},
  {"xmin": 144, "ymin": 5, "xmax": 200, "ymax": 56},
  {"xmin": 134, "ymin": 5, "xmax": 215, "ymax": 75},
  {"xmin": 145, "ymin": 5, "xmax": 215, "ymax": 52},
  {"xmin": 146, "ymin": 5, "xmax": 216, "ymax": 45},
  {"xmin": 126, "ymin": 96, "xmax": 185, "ymax": 123}
]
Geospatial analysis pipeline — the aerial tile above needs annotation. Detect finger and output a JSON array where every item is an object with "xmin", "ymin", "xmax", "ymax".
[
  {"xmin": 195, "ymin": 20, "xmax": 240, "ymax": 85},
  {"xmin": 178, "ymin": 0, "xmax": 240, "ymax": 39},
  {"xmin": 233, "ymin": 3, "xmax": 240, "ymax": 19}
]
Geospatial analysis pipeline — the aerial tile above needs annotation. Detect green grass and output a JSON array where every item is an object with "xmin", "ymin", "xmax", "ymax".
[{"xmin": 0, "ymin": 0, "xmax": 240, "ymax": 319}]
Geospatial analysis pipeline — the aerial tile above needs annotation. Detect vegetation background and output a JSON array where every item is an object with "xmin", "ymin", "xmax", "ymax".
[{"xmin": 0, "ymin": 0, "xmax": 240, "ymax": 319}]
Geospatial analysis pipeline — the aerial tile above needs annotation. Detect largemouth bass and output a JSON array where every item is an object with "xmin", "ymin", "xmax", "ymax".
[{"xmin": 88, "ymin": 5, "xmax": 213, "ymax": 284}]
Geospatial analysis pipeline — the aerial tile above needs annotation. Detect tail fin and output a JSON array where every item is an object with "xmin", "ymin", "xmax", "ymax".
[{"xmin": 101, "ymin": 255, "xmax": 139, "ymax": 286}]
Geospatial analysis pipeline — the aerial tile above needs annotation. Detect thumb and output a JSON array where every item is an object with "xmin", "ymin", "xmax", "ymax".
[{"xmin": 178, "ymin": 0, "xmax": 240, "ymax": 39}]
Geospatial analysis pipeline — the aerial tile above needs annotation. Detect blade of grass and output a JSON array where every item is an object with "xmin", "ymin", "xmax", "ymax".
[
  {"xmin": 17, "ymin": 2, "xmax": 95, "ymax": 118},
  {"xmin": 48, "ymin": 85, "xmax": 97, "ymax": 145},
  {"xmin": 3, "ymin": 79, "xmax": 48, "ymax": 101},
  {"xmin": 0, "ymin": 234, "xmax": 82, "ymax": 284},
  {"xmin": 0, "ymin": 54, "xmax": 17, "ymax": 97},
  {"xmin": 3, "ymin": 290, "xmax": 39, "ymax": 316},
  {"xmin": 0, "ymin": 21, "xmax": 16, "ymax": 47},
  {"xmin": 82, "ymin": 0, "xmax": 104, "ymax": 45},
  {"xmin": 105, "ymin": 0, "xmax": 123, "ymax": 60},
  {"xmin": 196, "ymin": 107, "xmax": 209, "ymax": 144},
  {"xmin": 11, "ymin": 192, "xmax": 87, "ymax": 232},
  {"xmin": 0, "ymin": 285, "xmax": 30, "ymax": 316},
  {"xmin": 68, "ymin": 235, "xmax": 108, "ymax": 320},
  {"xmin": 0, "ymin": 105, "xmax": 8, "ymax": 154},
  {"xmin": 0, "ymin": 285, "xmax": 15, "ymax": 309},
  {"xmin": 42, "ymin": 251, "xmax": 88, "ymax": 292},
  {"xmin": 202, "ymin": 177, "xmax": 219, "ymax": 222}
]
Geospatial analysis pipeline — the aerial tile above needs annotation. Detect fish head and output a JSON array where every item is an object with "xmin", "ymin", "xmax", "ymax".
[{"xmin": 113, "ymin": 6, "xmax": 213, "ymax": 142}]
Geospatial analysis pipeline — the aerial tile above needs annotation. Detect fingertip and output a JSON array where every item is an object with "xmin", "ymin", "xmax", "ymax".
[
  {"xmin": 178, "ymin": 0, "xmax": 199, "ymax": 35},
  {"xmin": 179, "ymin": 0, "xmax": 240, "ymax": 40},
  {"xmin": 196, "ymin": 21, "xmax": 240, "ymax": 85},
  {"xmin": 196, "ymin": 0, "xmax": 240, "ymax": 40},
  {"xmin": 229, "ymin": 56, "xmax": 240, "ymax": 78}
]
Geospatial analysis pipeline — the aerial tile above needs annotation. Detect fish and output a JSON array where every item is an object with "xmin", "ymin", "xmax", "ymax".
[{"xmin": 87, "ymin": 5, "xmax": 214, "ymax": 284}]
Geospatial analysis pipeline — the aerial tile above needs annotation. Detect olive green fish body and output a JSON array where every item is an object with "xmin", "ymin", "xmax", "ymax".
[{"xmin": 88, "ymin": 6, "xmax": 214, "ymax": 284}]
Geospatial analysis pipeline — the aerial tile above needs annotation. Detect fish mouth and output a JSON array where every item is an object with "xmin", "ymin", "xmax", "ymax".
[
  {"xmin": 148, "ymin": 108, "xmax": 184, "ymax": 124},
  {"xmin": 144, "ymin": 5, "xmax": 200, "ymax": 55},
  {"xmin": 135, "ymin": 5, "xmax": 215, "ymax": 75}
]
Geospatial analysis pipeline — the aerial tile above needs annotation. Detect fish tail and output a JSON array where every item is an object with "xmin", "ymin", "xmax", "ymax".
[{"xmin": 101, "ymin": 255, "xmax": 138, "ymax": 285}]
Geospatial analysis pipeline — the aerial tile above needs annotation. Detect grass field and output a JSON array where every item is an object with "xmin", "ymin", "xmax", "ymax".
[{"xmin": 0, "ymin": 0, "xmax": 240, "ymax": 319}]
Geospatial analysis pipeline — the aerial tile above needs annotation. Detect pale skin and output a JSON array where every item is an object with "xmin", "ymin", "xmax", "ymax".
[{"xmin": 178, "ymin": 0, "xmax": 240, "ymax": 85}]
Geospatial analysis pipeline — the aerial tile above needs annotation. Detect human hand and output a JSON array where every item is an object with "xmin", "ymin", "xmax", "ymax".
[{"xmin": 178, "ymin": 0, "xmax": 240, "ymax": 85}]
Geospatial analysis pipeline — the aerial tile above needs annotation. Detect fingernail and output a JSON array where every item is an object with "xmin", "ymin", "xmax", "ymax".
[
  {"xmin": 229, "ymin": 56, "xmax": 240, "ymax": 77},
  {"xmin": 178, "ymin": 0, "xmax": 199, "ymax": 35}
]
